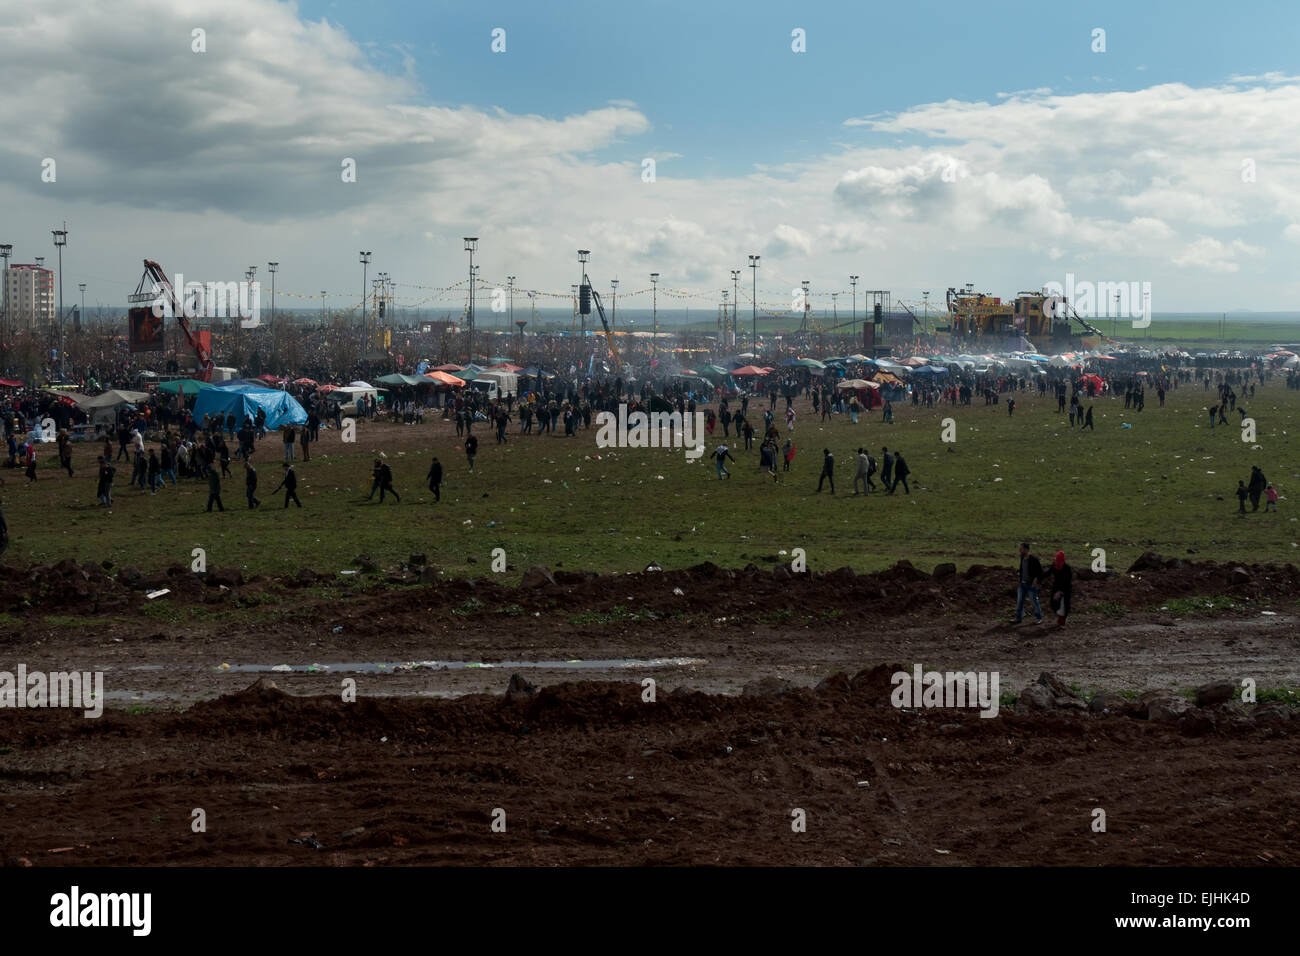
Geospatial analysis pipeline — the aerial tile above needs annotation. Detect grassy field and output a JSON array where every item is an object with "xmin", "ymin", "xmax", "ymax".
[{"xmin": 1, "ymin": 383, "xmax": 1295, "ymax": 579}]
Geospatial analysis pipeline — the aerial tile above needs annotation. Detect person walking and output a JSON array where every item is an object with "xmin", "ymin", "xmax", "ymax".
[
  {"xmin": 427, "ymin": 456, "xmax": 443, "ymax": 502},
  {"xmin": 24, "ymin": 442, "xmax": 37, "ymax": 482},
  {"xmin": 300, "ymin": 425, "xmax": 310, "ymax": 462},
  {"xmin": 147, "ymin": 449, "xmax": 162, "ymax": 494},
  {"xmin": 365, "ymin": 459, "xmax": 383, "ymax": 500},
  {"xmin": 1248, "ymin": 466, "xmax": 1267, "ymax": 512},
  {"xmin": 782, "ymin": 438, "xmax": 794, "ymax": 472},
  {"xmin": 283, "ymin": 424, "xmax": 296, "ymax": 462},
  {"xmin": 1013, "ymin": 543, "xmax": 1044, "ymax": 625},
  {"xmin": 465, "ymin": 433, "xmax": 478, "ymax": 470},
  {"xmin": 816, "ymin": 447, "xmax": 835, "ymax": 494},
  {"xmin": 852, "ymin": 447, "xmax": 870, "ymax": 495},
  {"xmin": 95, "ymin": 455, "xmax": 115, "ymax": 507},
  {"xmin": 1047, "ymin": 551, "xmax": 1072, "ymax": 626},
  {"xmin": 375, "ymin": 459, "xmax": 400, "ymax": 503},
  {"xmin": 1265, "ymin": 484, "xmax": 1279, "ymax": 512},
  {"xmin": 880, "ymin": 447, "xmax": 893, "ymax": 490},
  {"xmin": 57, "ymin": 430, "xmax": 73, "ymax": 476},
  {"xmin": 1083, "ymin": 405, "xmax": 1094, "ymax": 431},
  {"xmin": 244, "ymin": 461, "xmax": 260, "ymax": 509},
  {"xmin": 205, "ymin": 464, "xmax": 225, "ymax": 512},
  {"xmin": 890, "ymin": 451, "xmax": 911, "ymax": 494},
  {"xmin": 712, "ymin": 443, "xmax": 735, "ymax": 480},
  {"xmin": 271, "ymin": 462, "xmax": 302, "ymax": 508}
]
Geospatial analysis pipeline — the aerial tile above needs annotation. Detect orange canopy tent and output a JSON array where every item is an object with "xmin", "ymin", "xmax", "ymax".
[{"xmin": 426, "ymin": 371, "xmax": 467, "ymax": 386}]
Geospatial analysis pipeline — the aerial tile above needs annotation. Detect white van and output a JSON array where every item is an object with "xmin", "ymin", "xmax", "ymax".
[
  {"xmin": 476, "ymin": 371, "xmax": 518, "ymax": 399},
  {"xmin": 331, "ymin": 386, "xmax": 382, "ymax": 415},
  {"xmin": 467, "ymin": 379, "xmax": 498, "ymax": 402}
]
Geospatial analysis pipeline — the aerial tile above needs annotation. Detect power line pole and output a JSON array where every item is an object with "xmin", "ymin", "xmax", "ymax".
[{"xmin": 650, "ymin": 273, "xmax": 659, "ymax": 364}]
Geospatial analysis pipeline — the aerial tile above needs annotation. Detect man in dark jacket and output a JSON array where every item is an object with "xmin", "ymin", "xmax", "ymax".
[
  {"xmin": 1248, "ymin": 466, "xmax": 1267, "ymax": 512},
  {"xmin": 244, "ymin": 461, "xmax": 260, "ymax": 509},
  {"xmin": 1013, "ymin": 543, "xmax": 1044, "ymax": 624},
  {"xmin": 816, "ymin": 448, "xmax": 835, "ymax": 494},
  {"xmin": 272, "ymin": 462, "xmax": 301, "ymax": 508},
  {"xmin": 205, "ymin": 464, "xmax": 225, "ymax": 512},
  {"xmin": 376, "ymin": 459, "xmax": 400, "ymax": 503},
  {"xmin": 427, "ymin": 456, "xmax": 443, "ymax": 502},
  {"xmin": 881, "ymin": 447, "xmax": 893, "ymax": 489},
  {"xmin": 890, "ymin": 451, "xmax": 911, "ymax": 494},
  {"xmin": 465, "ymin": 433, "xmax": 478, "ymax": 470}
]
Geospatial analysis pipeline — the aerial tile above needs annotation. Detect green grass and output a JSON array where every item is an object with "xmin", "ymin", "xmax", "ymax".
[
  {"xmin": 1150, "ymin": 595, "xmax": 1246, "ymax": 616},
  {"xmin": 2, "ymin": 382, "xmax": 1297, "ymax": 579}
]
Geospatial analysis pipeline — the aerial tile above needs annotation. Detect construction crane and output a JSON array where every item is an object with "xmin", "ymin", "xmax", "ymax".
[
  {"xmin": 127, "ymin": 259, "xmax": 215, "ymax": 381},
  {"xmin": 579, "ymin": 274, "xmax": 622, "ymax": 369}
]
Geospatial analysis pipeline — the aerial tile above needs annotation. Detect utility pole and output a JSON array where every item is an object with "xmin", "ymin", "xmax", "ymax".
[
  {"xmin": 358, "ymin": 252, "xmax": 371, "ymax": 348},
  {"xmin": 462, "ymin": 238, "xmax": 477, "ymax": 362},
  {"xmin": 321, "ymin": 291, "xmax": 327, "ymax": 323},
  {"xmin": 650, "ymin": 273, "xmax": 659, "ymax": 363},
  {"xmin": 507, "ymin": 275, "xmax": 516, "ymax": 336},
  {"xmin": 610, "ymin": 279, "xmax": 618, "ymax": 335},
  {"xmin": 748, "ymin": 256, "xmax": 760, "ymax": 353},
  {"xmin": 52, "ymin": 224, "xmax": 67, "ymax": 379},
  {"xmin": 730, "ymin": 269, "xmax": 740, "ymax": 347},
  {"xmin": 850, "ymin": 275, "xmax": 859, "ymax": 323},
  {"xmin": 0, "ymin": 244, "xmax": 11, "ymax": 347},
  {"xmin": 268, "ymin": 262, "xmax": 278, "ymax": 336},
  {"xmin": 78, "ymin": 282, "xmax": 85, "ymax": 334}
]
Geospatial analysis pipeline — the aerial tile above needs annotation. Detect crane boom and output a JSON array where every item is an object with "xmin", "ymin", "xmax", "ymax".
[
  {"xmin": 133, "ymin": 259, "xmax": 216, "ymax": 381},
  {"xmin": 581, "ymin": 276, "xmax": 621, "ymax": 369}
]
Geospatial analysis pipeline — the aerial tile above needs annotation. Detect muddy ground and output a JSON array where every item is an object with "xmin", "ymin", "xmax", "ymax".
[{"xmin": 0, "ymin": 553, "xmax": 1298, "ymax": 866}]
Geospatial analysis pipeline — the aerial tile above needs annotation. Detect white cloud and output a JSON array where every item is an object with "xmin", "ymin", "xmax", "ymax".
[{"xmin": 1, "ymin": 1, "xmax": 1298, "ymax": 310}]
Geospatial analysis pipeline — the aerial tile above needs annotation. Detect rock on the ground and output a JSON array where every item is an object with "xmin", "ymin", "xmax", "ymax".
[
  {"xmin": 1036, "ymin": 672, "xmax": 1078, "ymax": 700},
  {"xmin": 932, "ymin": 562, "xmax": 957, "ymax": 580},
  {"xmin": 505, "ymin": 674, "xmax": 537, "ymax": 700},
  {"xmin": 1089, "ymin": 691, "xmax": 1131, "ymax": 715},
  {"xmin": 1127, "ymin": 551, "xmax": 1165, "ymax": 573},
  {"xmin": 814, "ymin": 672, "xmax": 851, "ymax": 696},
  {"xmin": 741, "ymin": 676, "xmax": 794, "ymax": 697},
  {"xmin": 1195, "ymin": 681, "xmax": 1235, "ymax": 708},
  {"xmin": 1146, "ymin": 695, "xmax": 1192, "ymax": 722},
  {"xmin": 520, "ymin": 565, "xmax": 557, "ymax": 589},
  {"xmin": 1229, "ymin": 566, "xmax": 1251, "ymax": 586},
  {"xmin": 205, "ymin": 568, "xmax": 244, "ymax": 588},
  {"xmin": 1252, "ymin": 702, "xmax": 1294, "ymax": 723},
  {"xmin": 1017, "ymin": 684, "xmax": 1056, "ymax": 710}
]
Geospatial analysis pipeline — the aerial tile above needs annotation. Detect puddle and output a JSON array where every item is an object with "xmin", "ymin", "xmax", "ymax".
[
  {"xmin": 120, "ymin": 658, "xmax": 708, "ymax": 674},
  {"xmin": 220, "ymin": 657, "xmax": 707, "ymax": 674}
]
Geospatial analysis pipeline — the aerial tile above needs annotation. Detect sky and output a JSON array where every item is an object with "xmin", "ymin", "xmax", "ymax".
[{"xmin": 2, "ymin": 0, "xmax": 1299, "ymax": 319}]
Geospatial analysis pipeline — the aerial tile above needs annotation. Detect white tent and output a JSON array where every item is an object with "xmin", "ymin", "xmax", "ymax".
[{"xmin": 75, "ymin": 389, "xmax": 150, "ymax": 426}]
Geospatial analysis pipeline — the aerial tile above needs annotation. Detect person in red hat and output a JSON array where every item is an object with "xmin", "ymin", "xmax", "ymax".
[{"xmin": 1048, "ymin": 551, "xmax": 1073, "ymax": 627}]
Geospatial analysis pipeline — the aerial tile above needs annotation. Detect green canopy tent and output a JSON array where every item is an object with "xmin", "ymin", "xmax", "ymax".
[
  {"xmin": 375, "ymin": 373, "xmax": 435, "ymax": 387},
  {"xmin": 157, "ymin": 379, "xmax": 213, "ymax": 396}
]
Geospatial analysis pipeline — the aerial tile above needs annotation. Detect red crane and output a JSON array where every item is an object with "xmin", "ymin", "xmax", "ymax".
[{"xmin": 128, "ymin": 259, "xmax": 215, "ymax": 381}]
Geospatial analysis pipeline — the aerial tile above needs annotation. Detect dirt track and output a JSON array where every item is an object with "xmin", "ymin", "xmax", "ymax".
[{"xmin": 1, "ymin": 555, "xmax": 1298, "ymax": 866}]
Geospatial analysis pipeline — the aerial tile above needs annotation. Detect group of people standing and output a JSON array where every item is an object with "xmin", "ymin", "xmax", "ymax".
[{"xmin": 1014, "ymin": 544, "xmax": 1073, "ymax": 627}]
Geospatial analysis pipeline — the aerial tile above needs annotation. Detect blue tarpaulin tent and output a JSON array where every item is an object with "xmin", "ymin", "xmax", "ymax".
[{"xmin": 193, "ymin": 386, "xmax": 307, "ymax": 429}]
